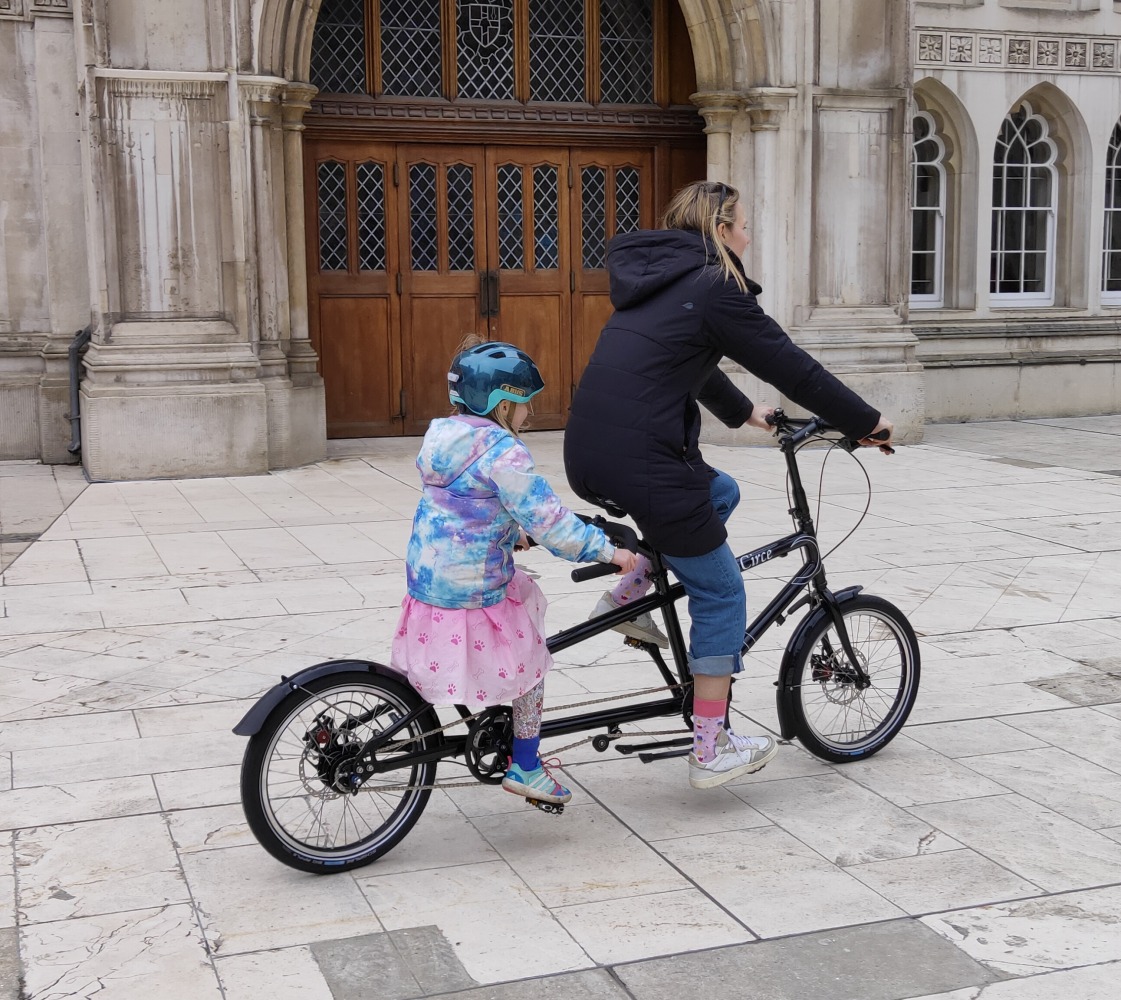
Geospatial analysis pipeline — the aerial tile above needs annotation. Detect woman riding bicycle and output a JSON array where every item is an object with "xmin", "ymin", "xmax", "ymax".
[{"xmin": 564, "ymin": 179, "xmax": 894, "ymax": 789}]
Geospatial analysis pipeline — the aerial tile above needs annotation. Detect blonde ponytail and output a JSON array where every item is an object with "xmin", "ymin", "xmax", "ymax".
[{"xmin": 661, "ymin": 181, "xmax": 748, "ymax": 293}]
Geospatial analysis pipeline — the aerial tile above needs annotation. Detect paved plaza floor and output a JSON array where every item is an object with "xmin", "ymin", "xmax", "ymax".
[{"xmin": 2, "ymin": 417, "xmax": 1121, "ymax": 1000}]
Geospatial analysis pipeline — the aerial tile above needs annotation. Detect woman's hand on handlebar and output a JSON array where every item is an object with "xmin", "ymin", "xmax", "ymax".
[
  {"xmin": 610, "ymin": 546, "xmax": 640, "ymax": 576},
  {"xmin": 747, "ymin": 404, "xmax": 777, "ymax": 431},
  {"xmin": 859, "ymin": 417, "xmax": 895, "ymax": 454}
]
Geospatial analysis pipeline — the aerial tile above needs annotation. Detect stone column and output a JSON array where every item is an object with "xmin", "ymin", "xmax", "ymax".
[
  {"xmin": 692, "ymin": 91, "xmax": 742, "ymax": 183},
  {"xmin": 280, "ymin": 83, "xmax": 321, "ymax": 381},
  {"xmin": 259, "ymin": 81, "xmax": 325, "ymax": 469}
]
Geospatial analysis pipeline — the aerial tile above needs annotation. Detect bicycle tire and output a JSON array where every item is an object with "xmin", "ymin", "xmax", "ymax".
[
  {"xmin": 240, "ymin": 670, "xmax": 442, "ymax": 874},
  {"xmin": 779, "ymin": 594, "xmax": 920, "ymax": 763}
]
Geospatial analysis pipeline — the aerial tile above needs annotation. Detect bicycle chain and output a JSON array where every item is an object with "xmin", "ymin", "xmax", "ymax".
[{"xmin": 347, "ymin": 681, "xmax": 692, "ymax": 794}]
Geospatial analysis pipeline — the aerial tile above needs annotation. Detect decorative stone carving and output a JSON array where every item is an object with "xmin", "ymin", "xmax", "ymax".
[
  {"xmin": 917, "ymin": 29, "xmax": 1119, "ymax": 72},
  {"xmin": 1037, "ymin": 39, "xmax": 1059, "ymax": 67},
  {"xmin": 918, "ymin": 34, "xmax": 944, "ymax": 62},
  {"xmin": 0, "ymin": 0, "xmax": 23, "ymax": 18},
  {"xmin": 1064, "ymin": 41, "xmax": 1088, "ymax": 68},
  {"xmin": 979, "ymin": 37, "xmax": 1003, "ymax": 64},
  {"xmin": 1009, "ymin": 39, "xmax": 1032, "ymax": 65},
  {"xmin": 949, "ymin": 36, "xmax": 973, "ymax": 63}
]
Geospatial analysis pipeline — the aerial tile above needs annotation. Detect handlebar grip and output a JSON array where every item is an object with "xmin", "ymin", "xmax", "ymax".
[{"xmin": 571, "ymin": 561, "xmax": 620, "ymax": 583}]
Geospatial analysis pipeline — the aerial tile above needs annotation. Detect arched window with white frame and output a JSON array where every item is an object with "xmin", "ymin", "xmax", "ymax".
[
  {"xmin": 911, "ymin": 111, "xmax": 947, "ymax": 307},
  {"xmin": 990, "ymin": 102, "xmax": 1057, "ymax": 305},
  {"xmin": 1102, "ymin": 121, "xmax": 1121, "ymax": 303}
]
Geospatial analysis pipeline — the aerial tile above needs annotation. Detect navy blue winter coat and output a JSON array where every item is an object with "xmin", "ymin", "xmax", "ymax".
[{"xmin": 564, "ymin": 228, "xmax": 880, "ymax": 558}]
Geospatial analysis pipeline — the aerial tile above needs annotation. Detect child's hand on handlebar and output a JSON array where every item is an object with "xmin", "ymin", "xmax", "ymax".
[
  {"xmin": 610, "ymin": 546, "xmax": 640, "ymax": 575},
  {"xmin": 859, "ymin": 418, "xmax": 895, "ymax": 454}
]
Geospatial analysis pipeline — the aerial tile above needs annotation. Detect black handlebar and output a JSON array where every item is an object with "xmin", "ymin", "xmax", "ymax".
[
  {"xmin": 572, "ymin": 561, "xmax": 621, "ymax": 583},
  {"xmin": 766, "ymin": 409, "xmax": 894, "ymax": 455},
  {"xmin": 570, "ymin": 515, "xmax": 639, "ymax": 583}
]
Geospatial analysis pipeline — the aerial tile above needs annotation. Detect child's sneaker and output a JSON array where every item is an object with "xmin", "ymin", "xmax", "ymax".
[
  {"xmin": 688, "ymin": 729, "xmax": 777, "ymax": 789},
  {"xmin": 590, "ymin": 591, "xmax": 669, "ymax": 648},
  {"xmin": 502, "ymin": 761, "xmax": 572, "ymax": 804}
]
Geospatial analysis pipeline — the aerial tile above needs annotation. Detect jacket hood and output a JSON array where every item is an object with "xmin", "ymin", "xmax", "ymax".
[
  {"xmin": 606, "ymin": 229, "xmax": 762, "ymax": 309},
  {"xmin": 416, "ymin": 416, "xmax": 511, "ymax": 487}
]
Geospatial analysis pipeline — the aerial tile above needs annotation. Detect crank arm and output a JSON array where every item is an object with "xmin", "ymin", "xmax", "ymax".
[
  {"xmin": 616, "ymin": 736, "xmax": 692, "ymax": 755},
  {"xmin": 637, "ymin": 746, "xmax": 692, "ymax": 763}
]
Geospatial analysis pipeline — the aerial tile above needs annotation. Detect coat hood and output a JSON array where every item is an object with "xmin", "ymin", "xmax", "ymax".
[
  {"xmin": 606, "ymin": 229, "xmax": 762, "ymax": 309},
  {"xmin": 416, "ymin": 416, "xmax": 511, "ymax": 487}
]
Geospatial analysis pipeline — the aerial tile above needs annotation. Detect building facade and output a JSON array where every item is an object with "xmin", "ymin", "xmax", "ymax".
[{"xmin": 0, "ymin": 1, "xmax": 1118, "ymax": 479}]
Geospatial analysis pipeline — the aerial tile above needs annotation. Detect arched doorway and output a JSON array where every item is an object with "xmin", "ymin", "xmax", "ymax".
[{"xmin": 304, "ymin": 0, "xmax": 707, "ymax": 436}]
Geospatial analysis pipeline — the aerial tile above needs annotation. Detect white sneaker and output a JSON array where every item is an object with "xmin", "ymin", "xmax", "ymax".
[
  {"xmin": 590, "ymin": 591, "xmax": 669, "ymax": 648},
  {"xmin": 689, "ymin": 729, "xmax": 778, "ymax": 789}
]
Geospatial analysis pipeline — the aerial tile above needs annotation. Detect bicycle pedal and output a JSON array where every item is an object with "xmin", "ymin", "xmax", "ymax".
[
  {"xmin": 623, "ymin": 636, "xmax": 654, "ymax": 650},
  {"xmin": 526, "ymin": 798, "xmax": 565, "ymax": 815}
]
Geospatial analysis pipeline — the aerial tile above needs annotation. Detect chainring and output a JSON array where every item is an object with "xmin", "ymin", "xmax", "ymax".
[{"xmin": 465, "ymin": 706, "xmax": 513, "ymax": 784}]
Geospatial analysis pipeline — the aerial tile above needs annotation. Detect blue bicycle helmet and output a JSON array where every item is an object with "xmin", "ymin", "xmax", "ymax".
[{"xmin": 448, "ymin": 342, "xmax": 545, "ymax": 415}]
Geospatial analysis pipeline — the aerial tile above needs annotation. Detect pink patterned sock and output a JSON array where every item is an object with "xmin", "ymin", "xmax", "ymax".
[
  {"xmin": 610, "ymin": 554, "xmax": 653, "ymax": 605},
  {"xmin": 692, "ymin": 697, "xmax": 727, "ymax": 762}
]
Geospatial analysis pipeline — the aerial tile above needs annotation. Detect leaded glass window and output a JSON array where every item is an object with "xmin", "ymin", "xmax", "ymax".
[
  {"xmin": 317, "ymin": 161, "xmax": 350, "ymax": 271},
  {"xmin": 447, "ymin": 164, "xmax": 476, "ymax": 271},
  {"xmin": 1103, "ymin": 122, "xmax": 1121, "ymax": 297},
  {"xmin": 990, "ymin": 102, "xmax": 1057, "ymax": 303},
  {"xmin": 581, "ymin": 166, "xmax": 607, "ymax": 268},
  {"xmin": 600, "ymin": 0, "xmax": 653, "ymax": 104},
  {"xmin": 498, "ymin": 164, "xmax": 525, "ymax": 269},
  {"xmin": 910, "ymin": 112, "xmax": 946, "ymax": 306},
  {"xmin": 457, "ymin": 1, "xmax": 515, "ymax": 101},
  {"xmin": 409, "ymin": 163, "xmax": 439, "ymax": 271},
  {"xmin": 381, "ymin": 0, "xmax": 442, "ymax": 97},
  {"xmin": 310, "ymin": 0, "xmax": 367, "ymax": 95},
  {"xmin": 530, "ymin": 0, "xmax": 586, "ymax": 103},
  {"xmin": 311, "ymin": 0, "xmax": 669, "ymax": 106},
  {"xmin": 533, "ymin": 166, "xmax": 560, "ymax": 269},
  {"xmin": 357, "ymin": 161, "xmax": 387, "ymax": 271},
  {"xmin": 615, "ymin": 166, "xmax": 640, "ymax": 235}
]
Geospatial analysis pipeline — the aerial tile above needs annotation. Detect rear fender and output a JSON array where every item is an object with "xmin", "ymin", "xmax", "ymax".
[{"xmin": 232, "ymin": 659, "xmax": 408, "ymax": 736}]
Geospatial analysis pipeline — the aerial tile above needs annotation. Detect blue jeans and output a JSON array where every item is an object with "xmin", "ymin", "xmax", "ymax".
[{"xmin": 663, "ymin": 470, "xmax": 746, "ymax": 677}]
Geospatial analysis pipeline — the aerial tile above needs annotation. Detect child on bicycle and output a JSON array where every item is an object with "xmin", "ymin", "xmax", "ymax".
[{"xmin": 391, "ymin": 340, "xmax": 638, "ymax": 806}]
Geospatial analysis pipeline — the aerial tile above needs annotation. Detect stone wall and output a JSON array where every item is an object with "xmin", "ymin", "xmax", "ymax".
[{"xmin": 0, "ymin": 2, "xmax": 87, "ymax": 461}]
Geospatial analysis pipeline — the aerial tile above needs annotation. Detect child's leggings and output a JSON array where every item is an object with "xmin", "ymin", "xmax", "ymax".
[{"xmin": 512, "ymin": 682, "xmax": 545, "ymax": 738}]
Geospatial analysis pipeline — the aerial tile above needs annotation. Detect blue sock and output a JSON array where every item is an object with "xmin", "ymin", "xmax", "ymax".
[{"xmin": 512, "ymin": 736, "xmax": 540, "ymax": 771}]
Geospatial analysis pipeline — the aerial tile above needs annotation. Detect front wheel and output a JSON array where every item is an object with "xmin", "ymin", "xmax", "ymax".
[
  {"xmin": 779, "ymin": 594, "xmax": 920, "ymax": 763},
  {"xmin": 240, "ymin": 671, "xmax": 442, "ymax": 873}
]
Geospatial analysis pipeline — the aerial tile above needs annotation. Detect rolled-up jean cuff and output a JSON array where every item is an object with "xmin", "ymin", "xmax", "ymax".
[{"xmin": 689, "ymin": 652, "xmax": 743, "ymax": 677}]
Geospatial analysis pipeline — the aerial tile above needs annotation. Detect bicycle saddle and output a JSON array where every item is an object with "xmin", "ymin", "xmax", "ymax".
[{"xmin": 585, "ymin": 492, "xmax": 629, "ymax": 520}]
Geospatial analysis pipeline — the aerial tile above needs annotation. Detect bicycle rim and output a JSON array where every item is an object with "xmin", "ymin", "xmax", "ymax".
[
  {"xmin": 258, "ymin": 680, "xmax": 434, "ymax": 863},
  {"xmin": 795, "ymin": 607, "xmax": 916, "ymax": 755}
]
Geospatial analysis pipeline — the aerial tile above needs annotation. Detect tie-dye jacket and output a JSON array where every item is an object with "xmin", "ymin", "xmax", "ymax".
[{"xmin": 406, "ymin": 415, "xmax": 614, "ymax": 609}]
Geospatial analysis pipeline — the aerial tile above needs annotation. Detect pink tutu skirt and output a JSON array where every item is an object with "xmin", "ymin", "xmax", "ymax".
[{"xmin": 391, "ymin": 569, "xmax": 553, "ymax": 706}]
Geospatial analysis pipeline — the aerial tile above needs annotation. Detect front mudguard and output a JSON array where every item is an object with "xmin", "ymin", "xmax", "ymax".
[
  {"xmin": 774, "ymin": 586, "xmax": 863, "ymax": 740},
  {"xmin": 232, "ymin": 659, "xmax": 410, "ymax": 736}
]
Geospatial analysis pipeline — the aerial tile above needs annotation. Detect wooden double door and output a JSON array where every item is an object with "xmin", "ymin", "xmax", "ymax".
[{"xmin": 307, "ymin": 140, "xmax": 654, "ymax": 436}]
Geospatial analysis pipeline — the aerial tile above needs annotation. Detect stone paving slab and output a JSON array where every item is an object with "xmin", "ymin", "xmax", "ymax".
[
  {"xmin": 614, "ymin": 919, "xmax": 1006, "ymax": 1000},
  {"xmin": 2, "ymin": 418, "xmax": 1121, "ymax": 999}
]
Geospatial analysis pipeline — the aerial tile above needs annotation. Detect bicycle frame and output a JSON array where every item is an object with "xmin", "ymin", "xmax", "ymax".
[{"xmin": 360, "ymin": 418, "xmax": 867, "ymax": 774}]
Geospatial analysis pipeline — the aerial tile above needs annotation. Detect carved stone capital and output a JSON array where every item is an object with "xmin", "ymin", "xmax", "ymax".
[
  {"xmin": 690, "ymin": 91, "xmax": 743, "ymax": 135},
  {"xmin": 743, "ymin": 88, "xmax": 797, "ymax": 132},
  {"xmin": 281, "ymin": 83, "xmax": 319, "ymax": 130},
  {"xmin": 241, "ymin": 78, "xmax": 285, "ymax": 126}
]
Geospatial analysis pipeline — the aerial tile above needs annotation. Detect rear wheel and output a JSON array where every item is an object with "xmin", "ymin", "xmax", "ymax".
[
  {"xmin": 781, "ymin": 595, "xmax": 920, "ymax": 762},
  {"xmin": 240, "ymin": 671, "xmax": 442, "ymax": 873}
]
